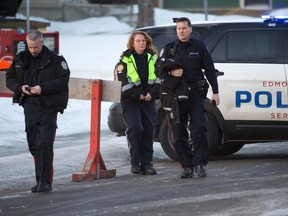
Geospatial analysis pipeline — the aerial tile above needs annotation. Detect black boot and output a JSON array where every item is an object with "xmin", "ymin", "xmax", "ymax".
[
  {"xmin": 141, "ymin": 166, "xmax": 157, "ymax": 175},
  {"xmin": 195, "ymin": 165, "xmax": 207, "ymax": 177},
  {"xmin": 180, "ymin": 167, "xmax": 193, "ymax": 178},
  {"xmin": 37, "ymin": 182, "xmax": 52, "ymax": 193},
  {"xmin": 131, "ymin": 166, "xmax": 141, "ymax": 174},
  {"xmin": 31, "ymin": 183, "xmax": 39, "ymax": 193}
]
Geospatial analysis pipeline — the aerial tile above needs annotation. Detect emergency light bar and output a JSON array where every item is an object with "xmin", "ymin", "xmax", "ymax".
[{"xmin": 262, "ymin": 15, "xmax": 288, "ymax": 25}]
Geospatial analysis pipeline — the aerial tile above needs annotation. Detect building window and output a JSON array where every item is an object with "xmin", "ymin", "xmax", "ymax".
[{"xmin": 244, "ymin": 0, "xmax": 271, "ymax": 9}]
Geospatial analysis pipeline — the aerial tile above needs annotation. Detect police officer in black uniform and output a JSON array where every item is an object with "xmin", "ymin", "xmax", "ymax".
[
  {"xmin": 6, "ymin": 30, "xmax": 70, "ymax": 192},
  {"xmin": 158, "ymin": 17, "xmax": 220, "ymax": 178},
  {"xmin": 115, "ymin": 31, "xmax": 160, "ymax": 175}
]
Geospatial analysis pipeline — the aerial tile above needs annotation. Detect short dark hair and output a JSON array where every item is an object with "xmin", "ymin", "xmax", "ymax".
[{"xmin": 176, "ymin": 17, "xmax": 192, "ymax": 27}]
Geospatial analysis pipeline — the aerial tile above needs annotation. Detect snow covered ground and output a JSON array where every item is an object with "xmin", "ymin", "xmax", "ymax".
[{"xmin": 0, "ymin": 7, "xmax": 287, "ymax": 192}]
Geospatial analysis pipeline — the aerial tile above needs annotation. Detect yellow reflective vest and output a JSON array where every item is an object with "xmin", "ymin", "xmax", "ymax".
[{"xmin": 115, "ymin": 50, "xmax": 160, "ymax": 102}]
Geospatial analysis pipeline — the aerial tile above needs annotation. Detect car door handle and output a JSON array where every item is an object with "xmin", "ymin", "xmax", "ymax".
[{"xmin": 215, "ymin": 69, "xmax": 224, "ymax": 77}]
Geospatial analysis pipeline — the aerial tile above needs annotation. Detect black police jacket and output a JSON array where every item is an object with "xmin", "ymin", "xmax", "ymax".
[
  {"xmin": 160, "ymin": 38, "xmax": 218, "ymax": 94},
  {"xmin": 6, "ymin": 46, "xmax": 70, "ymax": 113},
  {"xmin": 158, "ymin": 38, "xmax": 218, "ymax": 118}
]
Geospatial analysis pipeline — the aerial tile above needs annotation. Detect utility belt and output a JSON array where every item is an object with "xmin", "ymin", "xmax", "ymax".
[
  {"xmin": 187, "ymin": 82, "xmax": 198, "ymax": 91},
  {"xmin": 187, "ymin": 79, "xmax": 209, "ymax": 98},
  {"xmin": 187, "ymin": 80, "xmax": 208, "ymax": 90}
]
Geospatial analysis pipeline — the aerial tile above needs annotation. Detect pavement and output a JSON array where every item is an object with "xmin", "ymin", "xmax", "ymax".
[{"xmin": 1, "ymin": 134, "xmax": 288, "ymax": 216}]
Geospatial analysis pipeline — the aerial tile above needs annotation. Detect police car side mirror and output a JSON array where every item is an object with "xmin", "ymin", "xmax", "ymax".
[{"xmin": 215, "ymin": 69, "xmax": 224, "ymax": 77}]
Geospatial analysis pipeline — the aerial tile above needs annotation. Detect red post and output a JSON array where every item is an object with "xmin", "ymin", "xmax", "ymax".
[{"xmin": 72, "ymin": 80, "xmax": 116, "ymax": 182}]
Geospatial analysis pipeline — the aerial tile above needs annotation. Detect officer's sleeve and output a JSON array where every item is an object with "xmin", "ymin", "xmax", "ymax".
[{"xmin": 201, "ymin": 43, "xmax": 219, "ymax": 94}]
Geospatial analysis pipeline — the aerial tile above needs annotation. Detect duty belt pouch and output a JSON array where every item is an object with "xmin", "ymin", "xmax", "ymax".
[{"xmin": 197, "ymin": 79, "xmax": 209, "ymax": 99}]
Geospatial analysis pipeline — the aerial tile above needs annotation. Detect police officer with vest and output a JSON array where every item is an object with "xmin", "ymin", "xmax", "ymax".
[
  {"xmin": 6, "ymin": 30, "xmax": 70, "ymax": 192},
  {"xmin": 115, "ymin": 31, "xmax": 160, "ymax": 175},
  {"xmin": 158, "ymin": 17, "xmax": 220, "ymax": 178}
]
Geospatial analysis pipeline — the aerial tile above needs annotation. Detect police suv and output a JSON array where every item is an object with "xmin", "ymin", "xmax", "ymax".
[{"xmin": 108, "ymin": 16, "xmax": 288, "ymax": 161}]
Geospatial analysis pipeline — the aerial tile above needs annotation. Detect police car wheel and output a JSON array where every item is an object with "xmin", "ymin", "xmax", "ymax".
[
  {"xmin": 159, "ymin": 116, "xmax": 179, "ymax": 162},
  {"xmin": 206, "ymin": 113, "xmax": 221, "ymax": 155}
]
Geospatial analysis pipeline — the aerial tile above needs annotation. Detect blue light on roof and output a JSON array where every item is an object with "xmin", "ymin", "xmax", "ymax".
[{"xmin": 262, "ymin": 15, "xmax": 288, "ymax": 25}]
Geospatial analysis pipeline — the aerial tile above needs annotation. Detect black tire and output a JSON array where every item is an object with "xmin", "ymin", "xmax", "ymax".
[
  {"xmin": 159, "ymin": 116, "xmax": 179, "ymax": 161},
  {"xmin": 212, "ymin": 143, "xmax": 245, "ymax": 156},
  {"xmin": 107, "ymin": 103, "xmax": 126, "ymax": 136},
  {"xmin": 205, "ymin": 101, "xmax": 245, "ymax": 156},
  {"xmin": 206, "ymin": 112, "xmax": 221, "ymax": 155}
]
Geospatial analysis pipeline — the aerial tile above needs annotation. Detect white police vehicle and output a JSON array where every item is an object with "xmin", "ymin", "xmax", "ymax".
[{"xmin": 108, "ymin": 16, "xmax": 288, "ymax": 161}]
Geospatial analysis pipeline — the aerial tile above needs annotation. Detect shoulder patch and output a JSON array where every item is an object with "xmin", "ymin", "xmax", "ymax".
[
  {"xmin": 116, "ymin": 64, "xmax": 124, "ymax": 73},
  {"xmin": 61, "ymin": 61, "xmax": 68, "ymax": 70}
]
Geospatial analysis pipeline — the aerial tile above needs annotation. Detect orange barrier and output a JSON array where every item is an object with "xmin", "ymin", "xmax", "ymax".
[
  {"xmin": 0, "ymin": 59, "xmax": 11, "ymax": 70},
  {"xmin": 72, "ymin": 80, "xmax": 116, "ymax": 181}
]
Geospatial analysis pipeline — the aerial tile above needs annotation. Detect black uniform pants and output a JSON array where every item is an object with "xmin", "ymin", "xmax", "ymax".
[
  {"xmin": 170, "ymin": 91, "xmax": 208, "ymax": 169},
  {"xmin": 121, "ymin": 100, "xmax": 156, "ymax": 169},
  {"xmin": 24, "ymin": 101, "xmax": 57, "ymax": 185}
]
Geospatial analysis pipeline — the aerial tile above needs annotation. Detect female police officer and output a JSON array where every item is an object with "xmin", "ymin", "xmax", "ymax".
[{"xmin": 115, "ymin": 31, "xmax": 160, "ymax": 175}]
